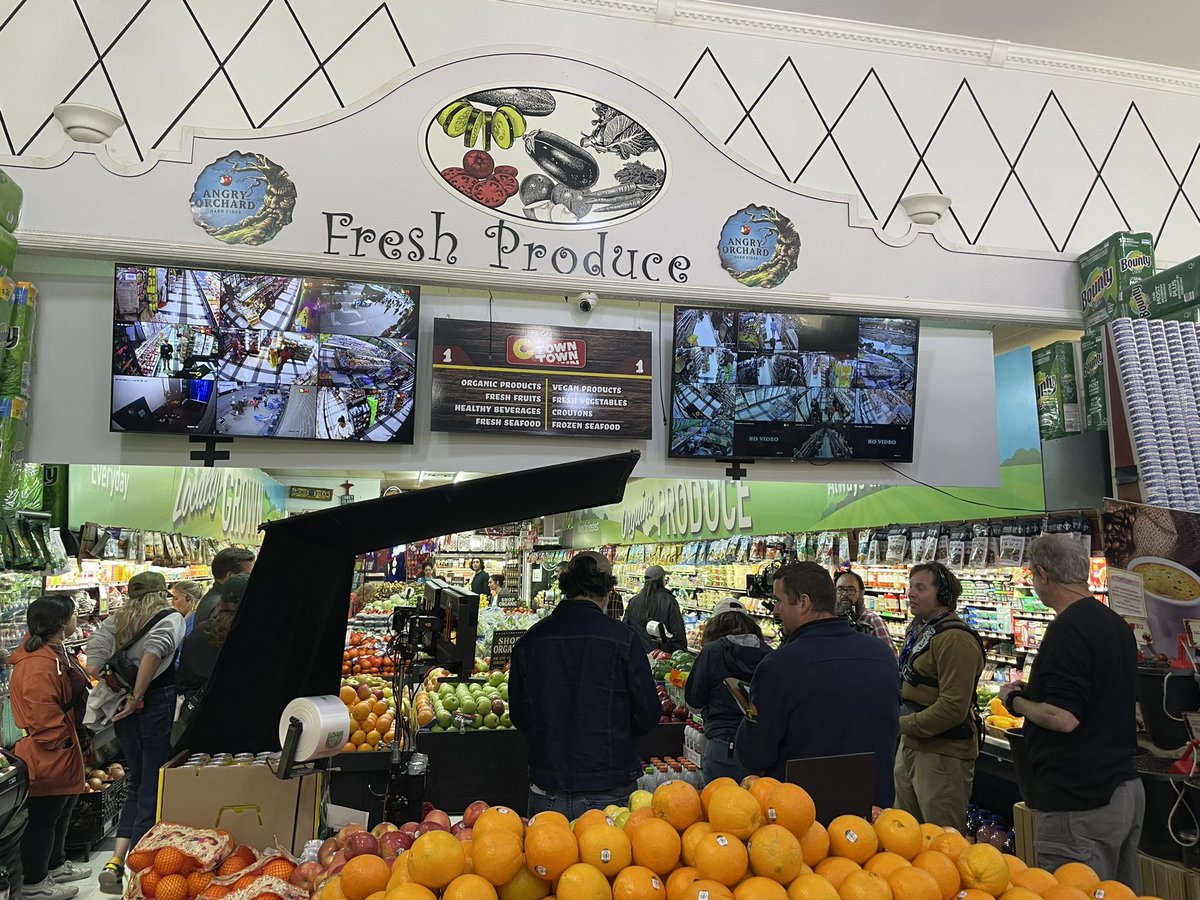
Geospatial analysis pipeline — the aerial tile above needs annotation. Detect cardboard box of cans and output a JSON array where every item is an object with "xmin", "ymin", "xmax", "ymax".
[
  {"xmin": 1033, "ymin": 341, "xmax": 1082, "ymax": 440},
  {"xmin": 1077, "ymin": 231, "xmax": 1155, "ymax": 330}
]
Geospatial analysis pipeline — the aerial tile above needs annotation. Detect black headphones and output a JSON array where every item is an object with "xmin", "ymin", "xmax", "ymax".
[{"xmin": 927, "ymin": 562, "xmax": 954, "ymax": 607}]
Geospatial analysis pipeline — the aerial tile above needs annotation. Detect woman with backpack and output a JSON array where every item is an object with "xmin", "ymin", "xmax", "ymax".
[
  {"xmin": 86, "ymin": 572, "xmax": 184, "ymax": 895},
  {"xmin": 623, "ymin": 566, "xmax": 687, "ymax": 653},
  {"xmin": 684, "ymin": 600, "xmax": 771, "ymax": 784},
  {"xmin": 11, "ymin": 595, "xmax": 92, "ymax": 900}
]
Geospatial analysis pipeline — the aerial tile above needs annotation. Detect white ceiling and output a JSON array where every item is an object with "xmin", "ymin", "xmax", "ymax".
[{"xmin": 721, "ymin": 0, "xmax": 1200, "ymax": 71}]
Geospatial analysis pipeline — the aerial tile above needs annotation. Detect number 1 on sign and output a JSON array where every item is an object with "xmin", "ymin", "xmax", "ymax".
[
  {"xmin": 443, "ymin": 348, "xmax": 452, "ymax": 363},
  {"xmin": 635, "ymin": 359, "xmax": 644, "ymax": 373}
]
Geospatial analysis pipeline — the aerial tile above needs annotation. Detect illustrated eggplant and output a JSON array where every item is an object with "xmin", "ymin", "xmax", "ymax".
[
  {"xmin": 466, "ymin": 88, "xmax": 555, "ymax": 117},
  {"xmin": 524, "ymin": 130, "xmax": 599, "ymax": 190}
]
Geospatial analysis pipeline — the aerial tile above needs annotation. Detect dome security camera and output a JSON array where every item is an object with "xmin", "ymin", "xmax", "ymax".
[{"xmin": 577, "ymin": 292, "xmax": 600, "ymax": 313}]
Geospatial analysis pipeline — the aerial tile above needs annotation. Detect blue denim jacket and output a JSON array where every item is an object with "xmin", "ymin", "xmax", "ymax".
[{"xmin": 510, "ymin": 599, "xmax": 661, "ymax": 792}]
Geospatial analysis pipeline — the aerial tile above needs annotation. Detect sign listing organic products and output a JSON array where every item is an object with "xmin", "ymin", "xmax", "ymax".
[{"xmin": 430, "ymin": 319, "xmax": 653, "ymax": 438}]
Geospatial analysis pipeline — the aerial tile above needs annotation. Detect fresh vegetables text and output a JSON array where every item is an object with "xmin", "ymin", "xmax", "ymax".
[{"xmin": 322, "ymin": 210, "xmax": 692, "ymax": 283}]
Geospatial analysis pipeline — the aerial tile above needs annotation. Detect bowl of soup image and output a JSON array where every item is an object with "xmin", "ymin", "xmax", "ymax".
[{"xmin": 1129, "ymin": 556, "xmax": 1200, "ymax": 603}]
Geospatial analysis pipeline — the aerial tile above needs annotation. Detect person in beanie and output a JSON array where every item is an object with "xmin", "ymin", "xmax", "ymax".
[
  {"xmin": 87, "ymin": 572, "xmax": 184, "ymax": 894},
  {"xmin": 623, "ymin": 565, "xmax": 687, "ymax": 653}
]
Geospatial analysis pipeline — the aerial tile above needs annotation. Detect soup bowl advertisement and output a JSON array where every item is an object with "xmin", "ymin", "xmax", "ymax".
[
  {"xmin": 424, "ymin": 85, "xmax": 668, "ymax": 227},
  {"xmin": 1104, "ymin": 499, "xmax": 1200, "ymax": 653}
]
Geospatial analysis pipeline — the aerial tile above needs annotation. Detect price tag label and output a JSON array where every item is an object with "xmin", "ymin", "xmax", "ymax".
[
  {"xmin": 1107, "ymin": 568, "xmax": 1147, "ymax": 619},
  {"xmin": 1185, "ymin": 712, "xmax": 1200, "ymax": 741}
]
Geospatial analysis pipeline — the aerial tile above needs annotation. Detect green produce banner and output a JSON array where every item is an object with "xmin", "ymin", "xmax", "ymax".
[{"xmin": 68, "ymin": 464, "xmax": 286, "ymax": 542}]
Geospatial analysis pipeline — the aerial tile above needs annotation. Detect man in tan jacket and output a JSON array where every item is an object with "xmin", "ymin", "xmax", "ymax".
[{"xmin": 895, "ymin": 563, "xmax": 985, "ymax": 833}]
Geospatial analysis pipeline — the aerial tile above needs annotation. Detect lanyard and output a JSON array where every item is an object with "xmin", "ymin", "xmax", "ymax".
[{"xmin": 899, "ymin": 611, "xmax": 949, "ymax": 668}]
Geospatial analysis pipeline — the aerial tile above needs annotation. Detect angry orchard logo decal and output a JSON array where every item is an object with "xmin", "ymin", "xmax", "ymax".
[
  {"xmin": 718, "ymin": 205, "xmax": 800, "ymax": 289},
  {"xmin": 189, "ymin": 151, "xmax": 297, "ymax": 246}
]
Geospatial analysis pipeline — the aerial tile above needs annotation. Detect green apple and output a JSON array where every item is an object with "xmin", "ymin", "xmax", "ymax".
[
  {"xmin": 483, "ymin": 713, "xmax": 500, "ymax": 729},
  {"xmin": 443, "ymin": 695, "xmax": 460, "ymax": 712},
  {"xmin": 628, "ymin": 790, "xmax": 652, "ymax": 811},
  {"xmin": 614, "ymin": 810, "xmax": 631, "ymax": 828},
  {"xmin": 461, "ymin": 698, "xmax": 477, "ymax": 716},
  {"xmin": 500, "ymin": 712, "xmax": 512, "ymax": 728},
  {"xmin": 499, "ymin": 684, "xmax": 508, "ymax": 702},
  {"xmin": 604, "ymin": 805, "xmax": 621, "ymax": 817},
  {"xmin": 430, "ymin": 724, "xmax": 445, "ymax": 732},
  {"xmin": 489, "ymin": 672, "xmax": 506, "ymax": 687},
  {"xmin": 436, "ymin": 709, "xmax": 452, "ymax": 729}
]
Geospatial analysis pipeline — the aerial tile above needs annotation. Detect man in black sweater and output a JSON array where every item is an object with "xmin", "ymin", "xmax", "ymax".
[
  {"xmin": 999, "ymin": 535, "xmax": 1142, "ymax": 889},
  {"xmin": 194, "ymin": 547, "xmax": 255, "ymax": 626}
]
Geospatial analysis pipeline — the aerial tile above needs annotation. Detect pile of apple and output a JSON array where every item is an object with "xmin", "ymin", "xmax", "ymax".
[
  {"xmin": 425, "ymin": 671, "xmax": 513, "ymax": 732},
  {"xmin": 656, "ymin": 685, "xmax": 689, "ymax": 724}
]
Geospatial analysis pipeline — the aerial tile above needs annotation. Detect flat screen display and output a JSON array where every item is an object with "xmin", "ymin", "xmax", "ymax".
[
  {"xmin": 111, "ymin": 264, "xmax": 419, "ymax": 443},
  {"xmin": 669, "ymin": 307, "xmax": 918, "ymax": 461}
]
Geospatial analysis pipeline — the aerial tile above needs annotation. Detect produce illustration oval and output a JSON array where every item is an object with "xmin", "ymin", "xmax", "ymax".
[{"xmin": 425, "ymin": 87, "xmax": 668, "ymax": 227}]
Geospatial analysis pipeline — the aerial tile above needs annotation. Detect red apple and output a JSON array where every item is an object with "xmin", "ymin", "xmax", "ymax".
[
  {"xmin": 415, "ymin": 820, "xmax": 448, "ymax": 835},
  {"xmin": 520, "ymin": 817, "xmax": 529, "ymax": 827},
  {"xmin": 317, "ymin": 838, "xmax": 343, "ymax": 867},
  {"xmin": 337, "ymin": 823, "xmax": 366, "ymax": 842},
  {"xmin": 291, "ymin": 862, "xmax": 324, "ymax": 891},
  {"xmin": 345, "ymin": 831, "xmax": 379, "ymax": 858},
  {"xmin": 461, "ymin": 800, "xmax": 488, "ymax": 828},
  {"xmin": 422, "ymin": 809, "xmax": 452, "ymax": 831},
  {"xmin": 379, "ymin": 830, "xmax": 413, "ymax": 859},
  {"xmin": 421, "ymin": 802, "xmax": 435, "ymax": 818},
  {"xmin": 329, "ymin": 862, "xmax": 345, "ymax": 877},
  {"xmin": 356, "ymin": 685, "xmax": 372, "ymax": 701},
  {"xmin": 328, "ymin": 850, "xmax": 347, "ymax": 871},
  {"xmin": 371, "ymin": 822, "xmax": 399, "ymax": 839},
  {"xmin": 399, "ymin": 822, "xmax": 420, "ymax": 836},
  {"xmin": 455, "ymin": 827, "xmax": 472, "ymax": 842}
]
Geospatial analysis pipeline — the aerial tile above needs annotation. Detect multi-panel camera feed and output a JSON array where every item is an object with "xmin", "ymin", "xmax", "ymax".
[
  {"xmin": 670, "ymin": 307, "xmax": 918, "ymax": 461},
  {"xmin": 111, "ymin": 265, "xmax": 419, "ymax": 442}
]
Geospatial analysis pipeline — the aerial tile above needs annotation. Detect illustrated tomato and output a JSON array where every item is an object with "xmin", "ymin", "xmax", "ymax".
[
  {"xmin": 462, "ymin": 150, "xmax": 494, "ymax": 180},
  {"xmin": 494, "ymin": 165, "xmax": 518, "ymax": 178},
  {"xmin": 441, "ymin": 167, "xmax": 466, "ymax": 182},
  {"xmin": 448, "ymin": 173, "xmax": 479, "ymax": 196},
  {"xmin": 494, "ymin": 172, "xmax": 519, "ymax": 197},
  {"xmin": 471, "ymin": 178, "xmax": 508, "ymax": 208}
]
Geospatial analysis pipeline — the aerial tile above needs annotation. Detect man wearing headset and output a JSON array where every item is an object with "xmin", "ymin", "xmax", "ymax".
[{"xmin": 895, "ymin": 562, "xmax": 985, "ymax": 833}]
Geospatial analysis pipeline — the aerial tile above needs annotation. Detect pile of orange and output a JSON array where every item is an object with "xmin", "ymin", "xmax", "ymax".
[
  {"xmin": 338, "ymin": 683, "xmax": 399, "ymax": 752},
  {"xmin": 127, "ymin": 839, "xmax": 296, "ymax": 900},
  {"xmin": 344, "ymin": 632, "xmax": 396, "ymax": 677},
  {"xmin": 313, "ymin": 781, "xmax": 1162, "ymax": 900}
]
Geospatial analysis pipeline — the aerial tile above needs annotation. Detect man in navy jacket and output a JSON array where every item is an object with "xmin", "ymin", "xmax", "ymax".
[
  {"xmin": 510, "ymin": 551, "xmax": 661, "ymax": 818},
  {"xmin": 736, "ymin": 562, "xmax": 900, "ymax": 807}
]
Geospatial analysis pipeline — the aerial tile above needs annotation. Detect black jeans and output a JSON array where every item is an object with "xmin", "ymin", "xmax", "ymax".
[
  {"xmin": 21, "ymin": 794, "xmax": 78, "ymax": 884},
  {"xmin": 113, "ymin": 685, "xmax": 176, "ymax": 846}
]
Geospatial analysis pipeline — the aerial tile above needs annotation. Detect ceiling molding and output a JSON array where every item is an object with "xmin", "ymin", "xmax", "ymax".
[{"xmin": 498, "ymin": 0, "xmax": 1200, "ymax": 95}]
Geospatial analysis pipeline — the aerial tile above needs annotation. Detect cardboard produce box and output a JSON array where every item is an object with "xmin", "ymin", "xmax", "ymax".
[
  {"xmin": 1078, "ymin": 231, "xmax": 1155, "ymax": 330},
  {"xmin": 156, "ymin": 752, "xmax": 321, "ymax": 855},
  {"xmin": 1033, "ymin": 341, "xmax": 1082, "ymax": 440}
]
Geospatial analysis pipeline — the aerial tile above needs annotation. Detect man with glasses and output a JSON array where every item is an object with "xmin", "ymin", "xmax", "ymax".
[{"xmin": 835, "ymin": 571, "xmax": 897, "ymax": 658}]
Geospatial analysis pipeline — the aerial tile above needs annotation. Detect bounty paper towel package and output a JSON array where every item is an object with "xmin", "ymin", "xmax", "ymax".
[
  {"xmin": 1080, "ymin": 330, "xmax": 1107, "ymax": 432},
  {"xmin": 1129, "ymin": 255, "xmax": 1200, "ymax": 320},
  {"xmin": 1033, "ymin": 341, "xmax": 1082, "ymax": 440},
  {"xmin": 1078, "ymin": 232, "xmax": 1155, "ymax": 331}
]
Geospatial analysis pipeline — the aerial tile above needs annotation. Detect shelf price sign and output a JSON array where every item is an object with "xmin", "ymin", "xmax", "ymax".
[
  {"xmin": 431, "ymin": 319, "xmax": 653, "ymax": 439},
  {"xmin": 489, "ymin": 629, "xmax": 526, "ymax": 668}
]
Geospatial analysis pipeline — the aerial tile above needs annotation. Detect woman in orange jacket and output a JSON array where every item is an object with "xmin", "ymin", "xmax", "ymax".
[{"xmin": 11, "ymin": 596, "xmax": 91, "ymax": 900}]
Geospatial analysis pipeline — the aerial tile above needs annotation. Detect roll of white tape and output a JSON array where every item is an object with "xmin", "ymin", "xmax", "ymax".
[{"xmin": 279, "ymin": 695, "xmax": 352, "ymax": 762}]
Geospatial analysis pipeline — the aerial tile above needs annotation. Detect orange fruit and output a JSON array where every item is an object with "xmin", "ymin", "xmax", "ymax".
[
  {"xmin": 613, "ymin": 866, "xmax": 667, "ymax": 900},
  {"xmin": 342, "ymin": 856, "xmax": 393, "ymax": 900},
  {"xmin": 1004, "ymin": 857, "xmax": 1027, "ymax": 877},
  {"xmin": 263, "ymin": 858, "xmax": 297, "ymax": 881},
  {"xmin": 155, "ymin": 849, "xmax": 187, "ymax": 876},
  {"xmin": 828, "ymin": 817, "xmax": 879, "ymax": 865},
  {"xmin": 864, "ymin": 855, "xmax": 910, "ymax": 879},
  {"xmin": 695, "ymin": 832, "xmax": 749, "ymax": 886},
  {"xmin": 388, "ymin": 853, "xmax": 415, "ymax": 889},
  {"xmin": 626, "ymin": 808, "xmax": 656, "ymax": 833},
  {"xmin": 367, "ymin": 891, "xmax": 388, "ymax": 900},
  {"xmin": 528, "ymin": 812, "xmax": 571, "ymax": 832},
  {"xmin": 142, "ymin": 871, "xmax": 161, "ymax": 898},
  {"xmin": 837, "ymin": 870, "xmax": 892, "ymax": 900},
  {"xmin": 1001, "ymin": 889, "xmax": 1044, "ymax": 900},
  {"xmin": 498, "ymin": 868, "xmax": 551, "ymax": 900},
  {"xmin": 129, "ymin": 851, "xmax": 155, "ymax": 873},
  {"xmin": 926, "ymin": 835, "xmax": 969, "ymax": 865},
  {"xmin": 815, "ymin": 858, "xmax": 862, "ymax": 889},
  {"xmin": 373, "ymin": 701, "xmax": 389, "ymax": 717},
  {"xmin": 703, "ymin": 779, "xmax": 741, "ymax": 816},
  {"xmin": 787, "ymin": 873, "xmax": 841, "ymax": 900},
  {"xmin": 762, "ymin": 784, "xmax": 816, "ymax": 841},
  {"xmin": 525, "ymin": 821, "xmax": 579, "ymax": 881},
  {"xmin": 232, "ymin": 874, "xmax": 257, "ymax": 891},
  {"xmin": 578, "ymin": 823, "xmax": 633, "ymax": 878},
  {"xmin": 576, "ymin": 810, "xmax": 616, "ymax": 834},
  {"xmin": 631, "ymin": 818, "xmax": 683, "ymax": 875},
  {"xmin": 557, "ymin": 864, "xmax": 613, "ymax": 900},
  {"xmin": 324, "ymin": 876, "xmax": 346, "ymax": 900},
  {"xmin": 957, "ymin": 844, "xmax": 1009, "ymax": 897},
  {"xmin": 748, "ymin": 779, "xmax": 782, "ymax": 817},
  {"xmin": 352, "ymin": 701, "xmax": 371, "ymax": 721},
  {"xmin": 684, "ymin": 823, "xmax": 716, "ymax": 867},
  {"xmin": 667, "ymin": 869, "xmax": 699, "ymax": 900},
  {"xmin": 156, "ymin": 874, "xmax": 188, "ymax": 900},
  {"xmin": 340, "ymin": 685, "xmax": 357, "ymax": 704},
  {"xmin": 911, "ymin": 853, "xmax": 959, "ymax": 900},
  {"xmin": 445, "ymin": 875, "xmax": 499, "ymax": 900},
  {"xmin": 1091, "ymin": 883, "xmax": 1136, "ymax": 900},
  {"xmin": 472, "ymin": 829, "xmax": 526, "ymax": 886},
  {"xmin": 387, "ymin": 886, "xmax": 437, "ymax": 900},
  {"xmin": 408, "ymin": 831, "xmax": 467, "ymax": 890},
  {"xmin": 873, "ymin": 811, "xmax": 922, "ymax": 862},
  {"xmin": 886, "ymin": 866, "xmax": 941, "ymax": 900},
  {"xmin": 200, "ymin": 887, "xmax": 230, "ymax": 900},
  {"xmin": 682, "ymin": 881, "xmax": 735, "ymax": 900},
  {"xmin": 477, "ymin": 807, "xmax": 526, "ymax": 840},
  {"xmin": 734, "ymin": 877, "xmax": 789, "ymax": 900},
  {"xmin": 655, "ymin": 780, "xmax": 704, "ymax": 831},
  {"xmin": 747, "ymin": 825, "xmax": 802, "ymax": 884},
  {"xmin": 1054, "ymin": 866, "xmax": 1100, "ymax": 894},
  {"xmin": 799, "ymin": 823, "xmax": 830, "ymax": 867},
  {"xmin": 1012, "ymin": 869, "xmax": 1058, "ymax": 896},
  {"xmin": 1042, "ymin": 888, "xmax": 1090, "ymax": 900},
  {"xmin": 189, "ymin": 871, "xmax": 214, "ymax": 896},
  {"xmin": 918, "ymin": 827, "xmax": 942, "ymax": 853},
  {"xmin": 709, "ymin": 787, "xmax": 766, "ymax": 841}
]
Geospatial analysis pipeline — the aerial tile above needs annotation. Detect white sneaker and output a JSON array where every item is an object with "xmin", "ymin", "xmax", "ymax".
[
  {"xmin": 24, "ymin": 877, "xmax": 79, "ymax": 900},
  {"xmin": 49, "ymin": 861, "xmax": 92, "ymax": 883}
]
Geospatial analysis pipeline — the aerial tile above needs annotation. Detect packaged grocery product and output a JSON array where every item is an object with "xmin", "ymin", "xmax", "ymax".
[
  {"xmin": 0, "ymin": 170, "xmax": 23, "ymax": 233},
  {"xmin": 0, "ymin": 282, "xmax": 35, "ymax": 396},
  {"xmin": 1033, "ymin": 340, "xmax": 1082, "ymax": 439},
  {"xmin": 1130, "ymin": 254, "xmax": 1200, "ymax": 321},
  {"xmin": 1080, "ymin": 329, "xmax": 1107, "ymax": 432},
  {"xmin": 1078, "ymin": 231, "xmax": 1155, "ymax": 330},
  {"xmin": 0, "ymin": 395, "xmax": 26, "ymax": 511}
]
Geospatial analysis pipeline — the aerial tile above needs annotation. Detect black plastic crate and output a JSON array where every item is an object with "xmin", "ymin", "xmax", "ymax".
[{"xmin": 67, "ymin": 774, "xmax": 126, "ymax": 845}]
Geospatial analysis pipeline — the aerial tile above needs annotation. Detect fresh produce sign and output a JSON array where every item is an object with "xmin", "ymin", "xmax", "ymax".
[
  {"xmin": 431, "ymin": 318, "xmax": 653, "ymax": 438},
  {"xmin": 488, "ymin": 629, "xmax": 524, "ymax": 669},
  {"xmin": 426, "ymin": 86, "xmax": 668, "ymax": 227}
]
